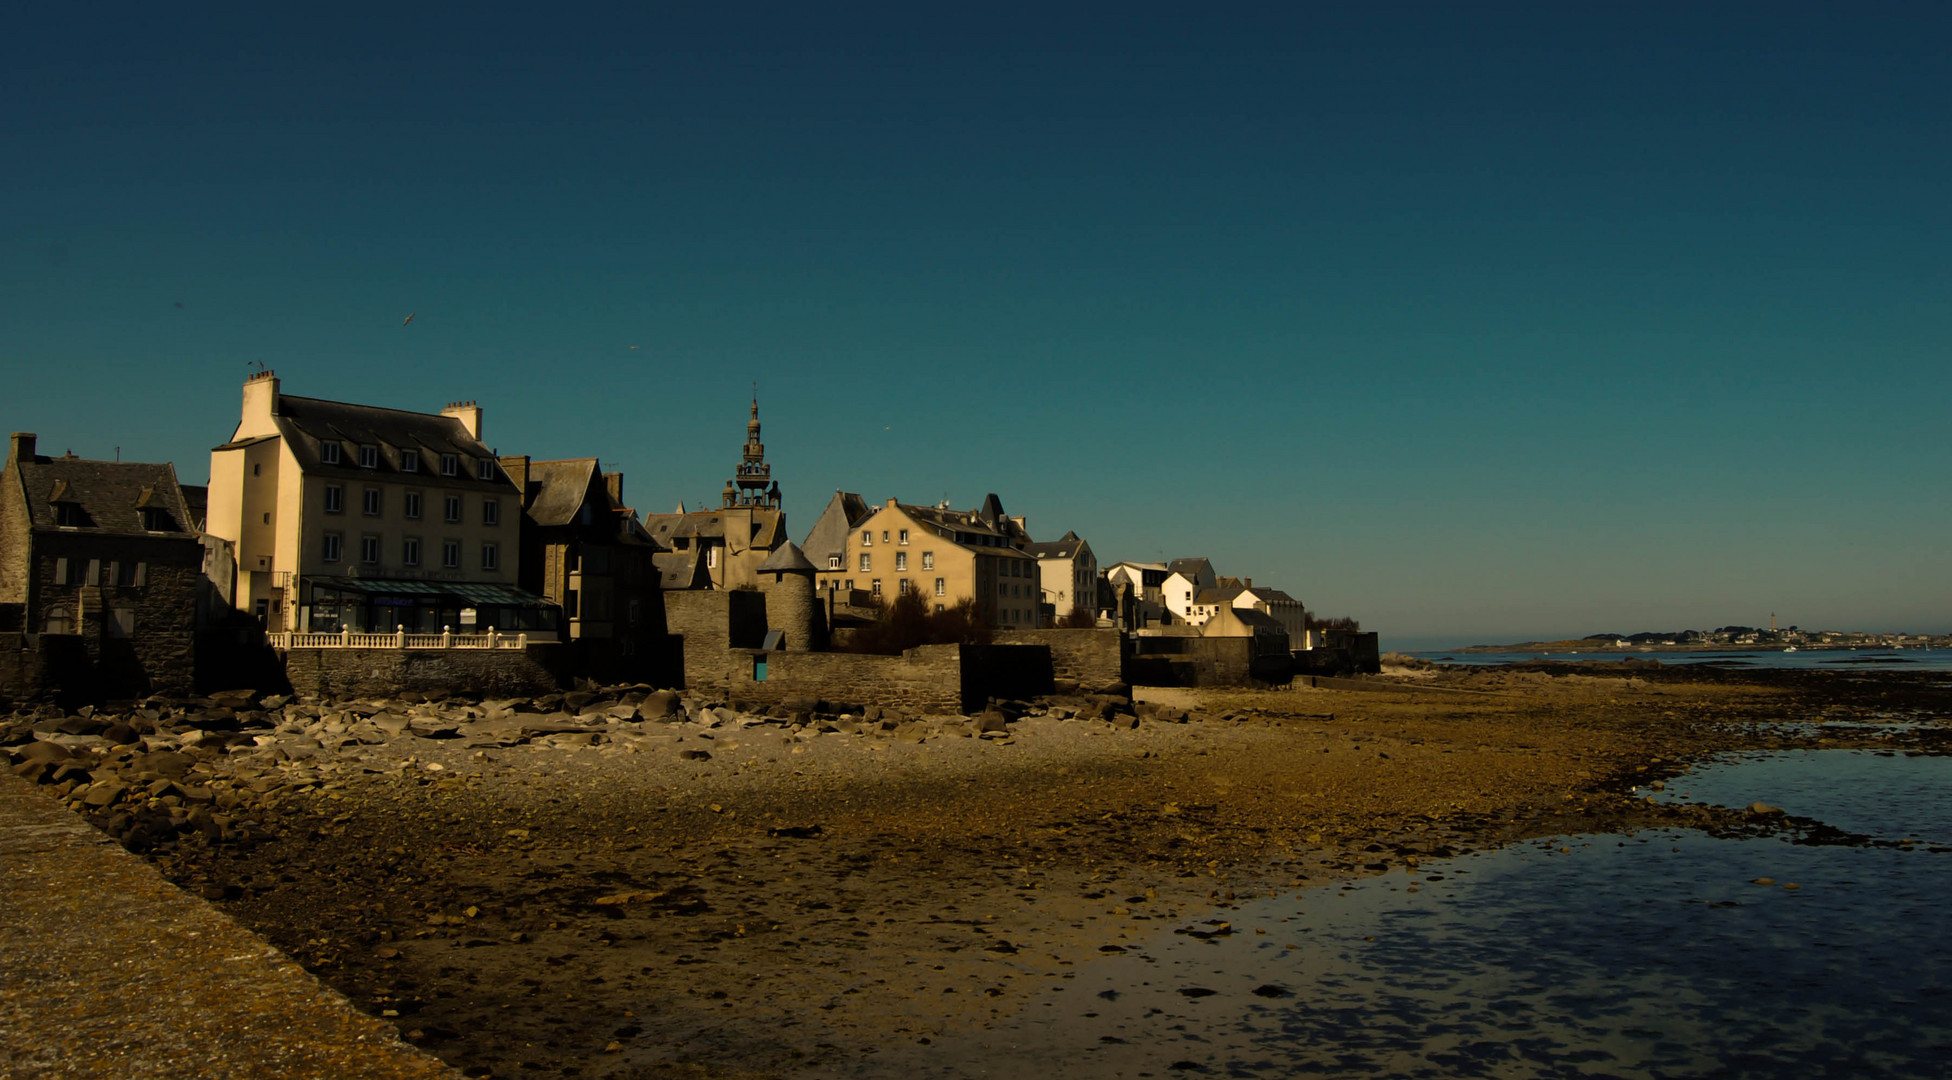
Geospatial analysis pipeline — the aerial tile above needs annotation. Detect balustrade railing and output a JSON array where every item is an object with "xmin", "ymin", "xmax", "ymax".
[{"xmin": 266, "ymin": 628, "xmax": 551, "ymax": 650}]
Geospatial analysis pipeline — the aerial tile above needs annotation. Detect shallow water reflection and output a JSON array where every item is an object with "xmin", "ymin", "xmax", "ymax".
[{"xmin": 875, "ymin": 751, "xmax": 1952, "ymax": 1079}]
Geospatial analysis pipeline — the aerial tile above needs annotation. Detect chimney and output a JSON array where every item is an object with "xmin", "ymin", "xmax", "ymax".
[
  {"xmin": 603, "ymin": 471, "xmax": 624, "ymax": 505},
  {"xmin": 442, "ymin": 400, "xmax": 484, "ymax": 441},
  {"xmin": 242, "ymin": 369, "xmax": 280, "ymax": 421},
  {"xmin": 9, "ymin": 433, "xmax": 35, "ymax": 464},
  {"xmin": 1245, "ymin": 577, "xmax": 1252, "ymax": 588}
]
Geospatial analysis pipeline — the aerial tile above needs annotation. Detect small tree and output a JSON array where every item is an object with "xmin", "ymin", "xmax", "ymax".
[
  {"xmin": 1059, "ymin": 603, "xmax": 1097, "ymax": 628},
  {"xmin": 839, "ymin": 592, "xmax": 992, "ymax": 654}
]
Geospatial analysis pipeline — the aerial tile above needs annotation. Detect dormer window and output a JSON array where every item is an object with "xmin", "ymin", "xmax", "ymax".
[
  {"xmin": 140, "ymin": 508, "xmax": 176, "ymax": 532},
  {"xmin": 359, "ymin": 444, "xmax": 378, "ymax": 469},
  {"xmin": 401, "ymin": 449, "xmax": 420, "ymax": 473},
  {"xmin": 827, "ymin": 555, "xmax": 841, "ymax": 570},
  {"xmin": 320, "ymin": 442, "xmax": 342, "ymax": 465},
  {"xmin": 440, "ymin": 454, "xmax": 458, "ymax": 477},
  {"xmin": 54, "ymin": 502, "xmax": 83, "ymax": 527},
  {"xmin": 476, "ymin": 458, "xmax": 496, "ymax": 481}
]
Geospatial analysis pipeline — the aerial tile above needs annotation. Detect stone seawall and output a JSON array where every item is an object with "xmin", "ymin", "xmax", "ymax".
[
  {"xmin": 281, "ymin": 646, "xmax": 560, "ymax": 699},
  {"xmin": 719, "ymin": 645, "xmax": 963, "ymax": 713},
  {"xmin": 990, "ymin": 628, "xmax": 1125, "ymax": 691}
]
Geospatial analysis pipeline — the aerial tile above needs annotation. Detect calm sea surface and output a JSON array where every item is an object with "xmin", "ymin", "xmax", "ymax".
[{"xmin": 872, "ymin": 748, "xmax": 1952, "ymax": 1079}]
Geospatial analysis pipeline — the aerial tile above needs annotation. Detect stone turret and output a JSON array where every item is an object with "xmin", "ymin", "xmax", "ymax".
[{"xmin": 756, "ymin": 542, "xmax": 821, "ymax": 651}]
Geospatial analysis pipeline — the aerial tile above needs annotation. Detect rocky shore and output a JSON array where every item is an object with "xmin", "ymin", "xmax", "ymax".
[{"xmin": 8, "ymin": 666, "xmax": 1950, "ymax": 1078}]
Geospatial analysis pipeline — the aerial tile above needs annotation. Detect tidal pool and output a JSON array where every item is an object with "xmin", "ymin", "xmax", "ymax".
[{"xmin": 871, "ymin": 750, "xmax": 1952, "ymax": 1078}]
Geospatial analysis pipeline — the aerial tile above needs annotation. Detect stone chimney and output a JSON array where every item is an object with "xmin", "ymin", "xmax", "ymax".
[
  {"xmin": 242, "ymin": 369, "xmax": 280, "ymax": 421},
  {"xmin": 442, "ymin": 400, "xmax": 483, "ymax": 441},
  {"xmin": 603, "ymin": 471, "xmax": 624, "ymax": 506},
  {"xmin": 497, "ymin": 455, "xmax": 531, "ymax": 498},
  {"xmin": 9, "ymin": 433, "xmax": 35, "ymax": 464}
]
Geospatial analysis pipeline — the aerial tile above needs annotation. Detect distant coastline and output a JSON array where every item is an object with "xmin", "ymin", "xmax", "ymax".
[{"xmin": 1454, "ymin": 636, "xmax": 1950, "ymax": 655}]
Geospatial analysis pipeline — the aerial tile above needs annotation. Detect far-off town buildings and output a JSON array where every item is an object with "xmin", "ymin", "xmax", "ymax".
[
  {"xmin": 204, "ymin": 371, "xmax": 557, "ymax": 637},
  {"xmin": 2, "ymin": 433, "xmax": 203, "ymax": 696},
  {"xmin": 1024, "ymin": 531, "xmax": 1097, "ymax": 623}
]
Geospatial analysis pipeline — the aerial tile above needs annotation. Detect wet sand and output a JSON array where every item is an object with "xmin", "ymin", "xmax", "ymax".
[{"xmin": 131, "ymin": 665, "xmax": 1952, "ymax": 1079}]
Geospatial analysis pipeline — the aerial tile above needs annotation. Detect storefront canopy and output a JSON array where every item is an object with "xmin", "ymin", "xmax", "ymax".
[{"xmin": 310, "ymin": 579, "xmax": 549, "ymax": 606}]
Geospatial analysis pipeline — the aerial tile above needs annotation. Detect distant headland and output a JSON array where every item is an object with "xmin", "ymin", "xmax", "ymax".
[{"xmin": 1457, "ymin": 626, "xmax": 1950, "ymax": 654}]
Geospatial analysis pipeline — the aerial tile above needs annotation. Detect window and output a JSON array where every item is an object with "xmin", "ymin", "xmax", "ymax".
[
  {"xmin": 921, "ymin": 552, "xmax": 933, "ymax": 570},
  {"xmin": 115, "ymin": 561, "xmax": 145, "ymax": 587},
  {"xmin": 319, "ymin": 442, "xmax": 341, "ymax": 465},
  {"xmin": 360, "ymin": 535, "xmax": 381, "ymax": 565},
  {"xmin": 1000, "ymin": 582, "xmax": 1009, "ymax": 595},
  {"xmin": 628, "ymin": 596, "xmax": 641, "ymax": 624},
  {"xmin": 359, "ymin": 444, "xmax": 378, "ymax": 469},
  {"xmin": 706, "ymin": 546, "xmax": 718, "ymax": 569},
  {"xmin": 401, "ymin": 449, "xmax": 419, "ymax": 473},
  {"xmin": 43, "ymin": 606, "xmax": 73, "ymax": 634},
  {"xmin": 322, "ymin": 533, "xmax": 342, "ymax": 563},
  {"xmin": 403, "ymin": 537, "xmax": 421, "ymax": 567},
  {"xmin": 564, "ymin": 590, "xmax": 579, "ymax": 618},
  {"xmin": 440, "ymin": 453, "xmax": 458, "ymax": 477},
  {"xmin": 881, "ymin": 530, "xmax": 889, "ymax": 543},
  {"xmin": 861, "ymin": 530, "xmax": 872, "ymax": 546},
  {"xmin": 55, "ymin": 503, "xmax": 82, "ymax": 527},
  {"xmin": 898, "ymin": 529, "xmax": 909, "ymax": 545},
  {"xmin": 871, "ymin": 579, "xmax": 882, "ymax": 597},
  {"xmin": 141, "ymin": 507, "xmax": 175, "ymax": 531},
  {"xmin": 859, "ymin": 553, "xmax": 871, "ymax": 572},
  {"xmin": 482, "ymin": 499, "xmax": 499, "ymax": 526},
  {"xmin": 252, "ymin": 463, "xmax": 261, "ymax": 476},
  {"xmin": 443, "ymin": 495, "xmax": 462, "ymax": 523},
  {"xmin": 827, "ymin": 555, "xmax": 841, "ymax": 570},
  {"xmin": 480, "ymin": 543, "xmax": 498, "ymax": 571},
  {"xmin": 323, "ymin": 484, "xmax": 344, "ymax": 514},
  {"xmin": 363, "ymin": 487, "xmax": 382, "ymax": 516},
  {"xmin": 844, "ymin": 579, "xmax": 854, "ymax": 591},
  {"xmin": 935, "ymin": 578, "xmax": 945, "ymax": 597},
  {"xmin": 441, "ymin": 540, "xmax": 461, "ymax": 568},
  {"xmin": 404, "ymin": 491, "xmax": 422, "ymax": 519},
  {"xmin": 899, "ymin": 579, "xmax": 913, "ymax": 595},
  {"xmin": 895, "ymin": 552, "xmax": 907, "ymax": 571},
  {"xmin": 477, "ymin": 458, "xmax": 496, "ymax": 481}
]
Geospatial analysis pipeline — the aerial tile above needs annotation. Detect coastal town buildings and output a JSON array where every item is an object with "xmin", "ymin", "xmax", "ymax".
[
  {"xmin": 1, "ymin": 433, "xmax": 204, "ymax": 695},
  {"xmin": 800, "ymin": 491, "xmax": 871, "ymax": 574},
  {"xmin": 640, "ymin": 400, "xmax": 788, "ymax": 591},
  {"xmin": 814, "ymin": 497, "xmax": 1041, "ymax": 627},
  {"xmin": 500, "ymin": 455, "xmax": 665, "ymax": 680},
  {"xmin": 1023, "ymin": 530, "xmax": 1097, "ymax": 625},
  {"xmin": 204, "ymin": 371, "xmax": 556, "ymax": 637}
]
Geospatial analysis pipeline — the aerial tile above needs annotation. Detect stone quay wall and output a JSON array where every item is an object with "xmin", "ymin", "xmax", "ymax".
[
  {"xmin": 281, "ymin": 645, "xmax": 560, "ymax": 699},
  {"xmin": 989, "ymin": 628, "xmax": 1125, "ymax": 691},
  {"xmin": 719, "ymin": 645, "xmax": 963, "ymax": 713}
]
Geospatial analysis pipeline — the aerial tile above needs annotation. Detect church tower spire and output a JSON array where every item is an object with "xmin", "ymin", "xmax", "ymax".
[{"xmin": 724, "ymin": 392, "xmax": 779, "ymax": 509}]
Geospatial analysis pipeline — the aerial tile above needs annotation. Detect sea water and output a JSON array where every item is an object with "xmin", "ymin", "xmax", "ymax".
[
  {"xmin": 876, "ymin": 749, "xmax": 1952, "ymax": 1078},
  {"xmin": 1410, "ymin": 648, "xmax": 1952, "ymax": 674}
]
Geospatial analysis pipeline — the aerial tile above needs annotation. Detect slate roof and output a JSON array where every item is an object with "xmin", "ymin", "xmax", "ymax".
[
  {"xmin": 757, "ymin": 542, "xmax": 816, "ymax": 573},
  {"xmin": 1242, "ymin": 585, "xmax": 1303, "ymax": 605},
  {"xmin": 640, "ymin": 507, "xmax": 784, "ymax": 549},
  {"xmin": 11, "ymin": 455, "xmax": 196, "ymax": 538},
  {"xmin": 886, "ymin": 503, "xmax": 1035, "ymax": 560},
  {"xmin": 1194, "ymin": 585, "xmax": 1247, "ymax": 606},
  {"xmin": 652, "ymin": 550, "xmax": 708, "ymax": 589},
  {"xmin": 1205, "ymin": 606, "xmax": 1288, "ymax": 638},
  {"xmin": 521, "ymin": 458, "xmax": 601, "ymax": 527},
  {"xmin": 1167, "ymin": 557, "xmax": 1215, "ymax": 580},
  {"xmin": 217, "ymin": 395, "xmax": 508, "ymax": 489}
]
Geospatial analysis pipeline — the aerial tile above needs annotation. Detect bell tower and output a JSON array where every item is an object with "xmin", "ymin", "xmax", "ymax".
[{"xmin": 724, "ymin": 394, "xmax": 780, "ymax": 509}]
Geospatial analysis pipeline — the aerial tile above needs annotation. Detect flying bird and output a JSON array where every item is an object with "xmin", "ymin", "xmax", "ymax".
[{"xmin": 402, "ymin": 313, "xmax": 416, "ymax": 326}]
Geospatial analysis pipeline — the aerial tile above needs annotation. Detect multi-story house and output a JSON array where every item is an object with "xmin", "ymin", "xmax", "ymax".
[
  {"xmin": 1234, "ymin": 582, "xmax": 1307, "ymax": 644},
  {"xmin": 2, "ymin": 433, "xmax": 203, "ymax": 696},
  {"xmin": 500, "ymin": 455, "xmax": 665, "ymax": 679},
  {"xmin": 640, "ymin": 399, "xmax": 789, "ymax": 590},
  {"xmin": 801, "ymin": 490, "xmax": 871, "ymax": 575},
  {"xmin": 205, "ymin": 371, "xmax": 555, "ymax": 637},
  {"xmin": 1023, "ymin": 530, "xmax": 1098, "ymax": 625},
  {"xmin": 814, "ymin": 498, "xmax": 1041, "ymax": 628}
]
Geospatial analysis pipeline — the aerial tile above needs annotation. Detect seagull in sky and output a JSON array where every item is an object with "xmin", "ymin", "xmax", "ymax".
[{"xmin": 402, "ymin": 313, "xmax": 416, "ymax": 326}]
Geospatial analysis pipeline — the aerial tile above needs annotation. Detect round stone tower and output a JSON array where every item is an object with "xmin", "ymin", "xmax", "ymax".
[{"xmin": 756, "ymin": 542, "xmax": 822, "ymax": 651}]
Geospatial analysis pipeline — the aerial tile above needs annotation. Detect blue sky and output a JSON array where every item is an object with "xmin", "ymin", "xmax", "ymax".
[{"xmin": 4, "ymin": 3, "xmax": 1948, "ymax": 647}]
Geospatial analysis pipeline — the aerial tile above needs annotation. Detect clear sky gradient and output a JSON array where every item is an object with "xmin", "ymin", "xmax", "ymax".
[{"xmin": 4, "ymin": 3, "xmax": 1947, "ymax": 648}]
